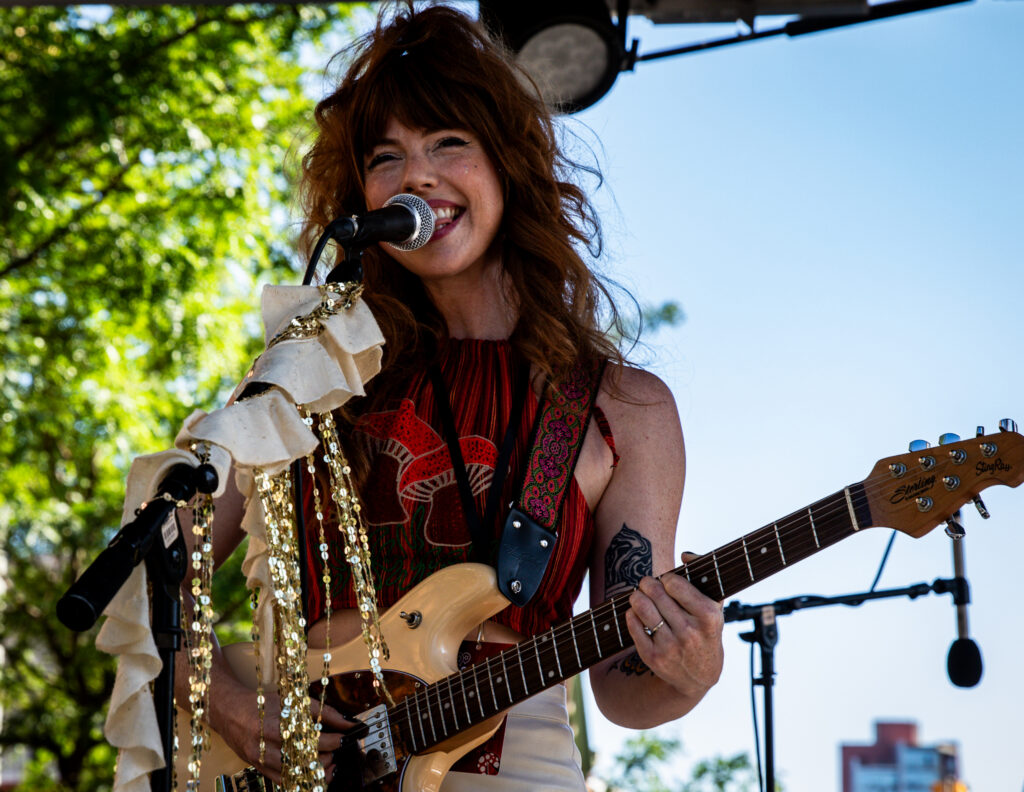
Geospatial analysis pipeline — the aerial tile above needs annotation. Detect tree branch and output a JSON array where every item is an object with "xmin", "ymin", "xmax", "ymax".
[{"xmin": 0, "ymin": 159, "xmax": 134, "ymax": 279}]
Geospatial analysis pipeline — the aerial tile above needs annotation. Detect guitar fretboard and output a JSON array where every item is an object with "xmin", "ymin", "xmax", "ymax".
[{"xmin": 386, "ymin": 483, "xmax": 872, "ymax": 754}]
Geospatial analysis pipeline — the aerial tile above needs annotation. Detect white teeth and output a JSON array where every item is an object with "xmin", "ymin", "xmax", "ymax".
[{"xmin": 433, "ymin": 206, "xmax": 460, "ymax": 222}]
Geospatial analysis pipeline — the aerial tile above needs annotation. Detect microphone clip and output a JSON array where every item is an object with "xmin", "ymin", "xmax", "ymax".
[{"xmin": 932, "ymin": 576, "xmax": 971, "ymax": 608}]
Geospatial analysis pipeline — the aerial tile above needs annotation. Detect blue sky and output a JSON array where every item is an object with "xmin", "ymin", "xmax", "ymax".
[{"xmin": 567, "ymin": 2, "xmax": 1023, "ymax": 789}]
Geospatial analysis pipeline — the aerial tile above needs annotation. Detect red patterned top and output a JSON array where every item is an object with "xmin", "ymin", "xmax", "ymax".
[{"xmin": 302, "ymin": 338, "xmax": 605, "ymax": 637}]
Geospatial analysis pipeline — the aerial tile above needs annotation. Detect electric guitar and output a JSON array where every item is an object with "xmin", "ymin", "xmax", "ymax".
[{"xmin": 179, "ymin": 423, "xmax": 1024, "ymax": 791}]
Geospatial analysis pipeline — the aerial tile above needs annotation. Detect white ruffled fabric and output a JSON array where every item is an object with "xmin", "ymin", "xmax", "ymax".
[{"xmin": 95, "ymin": 285, "xmax": 384, "ymax": 792}]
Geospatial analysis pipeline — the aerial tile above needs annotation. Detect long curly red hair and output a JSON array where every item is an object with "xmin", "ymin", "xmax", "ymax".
[{"xmin": 298, "ymin": 3, "xmax": 626, "ymax": 411}]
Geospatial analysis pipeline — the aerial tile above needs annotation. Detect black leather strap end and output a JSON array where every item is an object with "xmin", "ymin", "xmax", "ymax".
[{"xmin": 496, "ymin": 506, "xmax": 557, "ymax": 607}]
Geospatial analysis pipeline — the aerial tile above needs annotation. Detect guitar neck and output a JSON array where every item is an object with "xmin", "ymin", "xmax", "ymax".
[{"xmin": 385, "ymin": 483, "xmax": 872, "ymax": 755}]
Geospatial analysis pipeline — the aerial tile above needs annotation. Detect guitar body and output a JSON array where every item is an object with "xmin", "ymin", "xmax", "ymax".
[{"xmin": 176, "ymin": 563, "xmax": 512, "ymax": 791}]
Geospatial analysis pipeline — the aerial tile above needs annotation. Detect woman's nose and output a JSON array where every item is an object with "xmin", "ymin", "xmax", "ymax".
[{"xmin": 402, "ymin": 153, "xmax": 438, "ymax": 194}]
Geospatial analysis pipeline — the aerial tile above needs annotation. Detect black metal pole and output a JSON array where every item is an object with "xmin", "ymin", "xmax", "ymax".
[
  {"xmin": 738, "ymin": 606, "xmax": 779, "ymax": 792},
  {"xmin": 146, "ymin": 526, "xmax": 187, "ymax": 792},
  {"xmin": 725, "ymin": 577, "xmax": 967, "ymax": 792}
]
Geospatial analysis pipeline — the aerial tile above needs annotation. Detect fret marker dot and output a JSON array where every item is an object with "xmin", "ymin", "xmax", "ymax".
[
  {"xmin": 761, "ymin": 547, "xmax": 767, "ymax": 554},
  {"xmin": 468, "ymin": 691, "xmax": 475, "ymax": 698},
  {"xmin": 496, "ymin": 677, "xmax": 502, "ymax": 684},
  {"xmin": 444, "ymin": 703, "xmax": 450, "ymax": 709},
  {"xmin": 603, "ymin": 625, "xmax": 609, "ymax": 631},
  {"xmin": 547, "ymin": 671, "xmax": 555, "ymax": 678},
  {"xmin": 701, "ymin": 576, "xmax": 708, "ymax": 583}
]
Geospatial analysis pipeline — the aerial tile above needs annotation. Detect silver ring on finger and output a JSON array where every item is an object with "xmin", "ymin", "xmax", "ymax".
[{"xmin": 643, "ymin": 618, "xmax": 665, "ymax": 637}]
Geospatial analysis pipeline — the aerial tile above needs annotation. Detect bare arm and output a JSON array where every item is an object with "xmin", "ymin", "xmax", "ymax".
[{"xmin": 586, "ymin": 368, "xmax": 724, "ymax": 728}]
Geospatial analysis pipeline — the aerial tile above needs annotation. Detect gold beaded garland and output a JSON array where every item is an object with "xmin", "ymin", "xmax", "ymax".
[
  {"xmin": 254, "ymin": 467, "xmax": 325, "ymax": 791},
  {"xmin": 314, "ymin": 408, "xmax": 392, "ymax": 704},
  {"xmin": 177, "ymin": 444, "xmax": 216, "ymax": 791},
  {"xmin": 301, "ymin": 418, "xmax": 334, "ymax": 718}
]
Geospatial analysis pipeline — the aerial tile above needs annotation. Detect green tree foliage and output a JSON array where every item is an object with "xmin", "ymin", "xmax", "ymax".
[
  {"xmin": 683, "ymin": 752, "xmax": 759, "ymax": 792},
  {"xmin": 604, "ymin": 734, "xmax": 764, "ymax": 792},
  {"xmin": 607, "ymin": 733, "xmax": 683, "ymax": 792},
  {"xmin": 0, "ymin": 5, "xmax": 347, "ymax": 789}
]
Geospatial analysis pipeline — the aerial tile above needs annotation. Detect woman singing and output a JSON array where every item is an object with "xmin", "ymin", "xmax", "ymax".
[{"xmin": 185, "ymin": 4, "xmax": 724, "ymax": 789}]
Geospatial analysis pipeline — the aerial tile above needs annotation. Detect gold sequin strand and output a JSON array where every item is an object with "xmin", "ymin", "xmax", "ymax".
[
  {"xmin": 254, "ymin": 467, "xmax": 325, "ymax": 792},
  {"xmin": 268, "ymin": 283, "xmax": 365, "ymax": 348},
  {"xmin": 183, "ymin": 443, "xmax": 216, "ymax": 792},
  {"xmin": 250, "ymin": 589, "xmax": 266, "ymax": 767},
  {"xmin": 315, "ymin": 409, "xmax": 392, "ymax": 704},
  {"xmin": 301, "ymin": 414, "xmax": 335, "ymax": 717}
]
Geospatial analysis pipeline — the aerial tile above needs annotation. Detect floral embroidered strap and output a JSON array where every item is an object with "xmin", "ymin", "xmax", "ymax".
[
  {"xmin": 496, "ymin": 358, "xmax": 605, "ymax": 607},
  {"xmin": 519, "ymin": 359, "xmax": 606, "ymax": 529}
]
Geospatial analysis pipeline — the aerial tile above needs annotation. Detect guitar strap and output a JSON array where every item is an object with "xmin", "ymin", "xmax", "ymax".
[
  {"xmin": 497, "ymin": 358, "xmax": 606, "ymax": 607},
  {"xmin": 429, "ymin": 359, "xmax": 532, "ymax": 564},
  {"xmin": 430, "ymin": 355, "xmax": 606, "ymax": 607}
]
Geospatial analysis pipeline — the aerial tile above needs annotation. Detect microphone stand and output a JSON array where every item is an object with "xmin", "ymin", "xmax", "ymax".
[
  {"xmin": 56, "ymin": 463, "xmax": 219, "ymax": 792},
  {"xmin": 724, "ymin": 576, "xmax": 969, "ymax": 792}
]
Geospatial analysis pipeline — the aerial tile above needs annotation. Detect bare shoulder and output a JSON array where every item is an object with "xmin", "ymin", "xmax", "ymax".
[{"xmin": 598, "ymin": 363, "xmax": 682, "ymax": 452}]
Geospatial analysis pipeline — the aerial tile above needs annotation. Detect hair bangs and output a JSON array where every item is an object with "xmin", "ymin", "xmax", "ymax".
[{"xmin": 353, "ymin": 43, "xmax": 496, "ymax": 163}]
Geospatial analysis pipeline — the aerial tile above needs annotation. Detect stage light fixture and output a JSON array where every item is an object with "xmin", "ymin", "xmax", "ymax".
[{"xmin": 479, "ymin": 0, "xmax": 625, "ymax": 113}]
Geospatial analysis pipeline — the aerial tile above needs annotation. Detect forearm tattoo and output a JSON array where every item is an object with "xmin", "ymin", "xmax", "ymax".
[{"xmin": 604, "ymin": 524, "xmax": 655, "ymax": 677}]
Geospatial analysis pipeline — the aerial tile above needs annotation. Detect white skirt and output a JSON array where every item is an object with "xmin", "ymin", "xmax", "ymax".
[{"xmin": 441, "ymin": 685, "xmax": 586, "ymax": 792}]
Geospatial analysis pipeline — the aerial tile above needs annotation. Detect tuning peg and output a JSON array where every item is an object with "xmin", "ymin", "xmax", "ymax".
[
  {"xmin": 938, "ymin": 433, "xmax": 961, "ymax": 445},
  {"xmin": 976, "ymin": 426, "xmax": 985, "ymax": 437},
  {"xmin": 909, "ymin": 439, "xmax": 931, "ymax": 452},
  {"xmin": 944, "ymin": 517, "xmax": 966, "ymax": 540},
  {"xmin": 999, "ymin": 418, "xmax": 1018, "ymax": 433},
  {"xmin": 973, "ymin": 496, "xmax": 990, "ymax": 519}
]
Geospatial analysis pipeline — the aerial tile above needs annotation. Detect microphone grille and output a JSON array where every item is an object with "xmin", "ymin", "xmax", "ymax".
[{"xmin": 383, "ymin": 193, "xmax": 435, "ymax": 251}]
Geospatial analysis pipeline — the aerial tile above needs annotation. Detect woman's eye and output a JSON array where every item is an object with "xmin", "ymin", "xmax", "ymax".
[
  {"xmin": 436, "ymin": 136, "xmax": 469, "ymax": 149},
  {"xmin": 366, "ymin": 152, "xmax": 398, "ymax": 170}
]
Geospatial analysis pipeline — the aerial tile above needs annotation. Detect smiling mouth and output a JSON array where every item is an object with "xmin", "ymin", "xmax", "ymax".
[{"xmin": 432, "ymin": 205, "xmax": 464, "ymax": 233}]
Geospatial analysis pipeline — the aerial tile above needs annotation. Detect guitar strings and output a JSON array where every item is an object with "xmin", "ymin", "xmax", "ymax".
[{"xmin": 384, "ymin": 446, "xmax": 988, "ymax": 749}]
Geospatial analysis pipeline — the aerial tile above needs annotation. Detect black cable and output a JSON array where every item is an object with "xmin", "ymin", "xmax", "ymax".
[
  {"xmin": 869, "ymin": 530, "xmax": 898, "ymax": 593},
  {"xmin": 750, "ymin": 639, "xmax": 764, "ymax": 792}
]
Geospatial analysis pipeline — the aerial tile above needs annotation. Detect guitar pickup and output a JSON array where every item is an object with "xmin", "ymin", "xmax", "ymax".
[
  {"xmin": 356, "ymin": 704, "xmax": 397, "ymax": 785},
  {"xmin": 217, "ymin": 768, "xmax": 275, "ymax": 791}
]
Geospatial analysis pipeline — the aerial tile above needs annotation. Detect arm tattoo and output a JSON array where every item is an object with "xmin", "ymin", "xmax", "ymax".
[
  {"xmin": 604, "ymin": 524, "xmax": 655, "ymax": 677},
  {"xmin": 604, "ymin": 524, "xmax": 653, "ymax": 597}
]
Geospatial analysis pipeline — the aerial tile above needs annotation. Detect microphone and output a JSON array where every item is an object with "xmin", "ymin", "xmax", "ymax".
[
  {"xmin": 326, "ymin": 193, "xmax": 435, "ymax": 252},
  {"xmin": 56, "ymin": 463, "xmax": 216, "ymax": 632},
  {"xmin": 946, "ymin": 511, "xmax": 983, "ymax": 687}
]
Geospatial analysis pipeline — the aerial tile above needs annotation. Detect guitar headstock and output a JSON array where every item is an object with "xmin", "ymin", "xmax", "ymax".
[{"xmin": 863, "ymin": 421, "xmax": 1024, "ymax": 538}]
